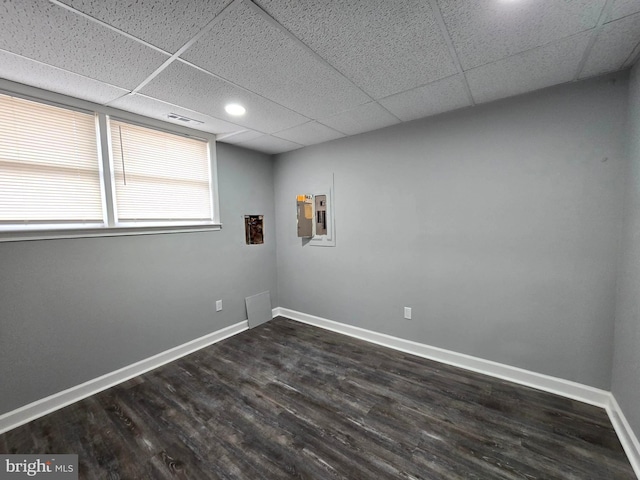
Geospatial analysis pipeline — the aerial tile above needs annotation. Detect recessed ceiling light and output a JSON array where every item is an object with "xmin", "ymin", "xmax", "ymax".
[{"xmin": 225, "ymin": 104, "xmax": 246, "ymax": 116}]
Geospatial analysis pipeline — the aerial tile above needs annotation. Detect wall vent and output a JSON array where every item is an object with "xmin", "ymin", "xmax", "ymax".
[{"xmin": 167, "ymin": 113, "xmax": 204, "ymax": 125}]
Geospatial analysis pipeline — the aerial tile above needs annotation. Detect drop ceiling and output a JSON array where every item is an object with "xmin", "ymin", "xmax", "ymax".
[{"xmin": 1, "ymin": 0, "xmax": 639, "ymax": 155}]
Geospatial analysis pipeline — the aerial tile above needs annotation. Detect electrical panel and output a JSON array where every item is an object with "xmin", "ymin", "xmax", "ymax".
[
  {"xmin": 315, "ymin": 195, "xmax": 327, "ymax": 236},
  {"xmin": 295, "ymin": 174, "xmax": 335, "ymax": 247}
]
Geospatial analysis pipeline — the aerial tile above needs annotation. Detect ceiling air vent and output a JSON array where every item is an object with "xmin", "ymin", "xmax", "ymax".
[{"xmin": 167, "ymin": 113, "xmax": 204, "ymax": 125}]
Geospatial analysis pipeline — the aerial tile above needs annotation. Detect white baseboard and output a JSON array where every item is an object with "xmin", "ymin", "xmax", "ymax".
[
  {"xmin": 606, "ymin": 395, "xmax": 640, "ymax": 478},
  {"xmin": 277, "ymin": 307, "xmax": 640, "ymax": 478},
  {"xmin": 276, "ymin": 308, "xmax": 610, "ymax": 407},
  {"xmin": 3, "ymin": 308, "xmax": 638, "ymax": 479},
  {"xmin": 0, "ymin": 321, "xmax": 248, "ymax": 435}
]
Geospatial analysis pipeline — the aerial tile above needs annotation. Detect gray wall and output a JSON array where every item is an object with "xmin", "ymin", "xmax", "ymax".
[
  {"xmin": 1, "ymin": 72, "xmax": 634, "ymax": 418},
  {"xmin": 274, "ymin": 73, "xmax": 629, "ymax": 389},
  {"xmin": 0, "ymin": 142, "xmax": 277, "ymax": 415},
  {"xmin": 612, "ymin": 64, "xmax": 640, "ymax": 435}
]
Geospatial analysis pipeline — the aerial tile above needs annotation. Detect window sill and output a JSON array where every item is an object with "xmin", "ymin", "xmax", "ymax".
[{"xmin": 0, "ymin": 224, "xmax": 222, "ymax": 243}]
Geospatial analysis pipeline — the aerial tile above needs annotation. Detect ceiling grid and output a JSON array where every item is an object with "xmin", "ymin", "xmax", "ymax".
[
  {"xmin": 0, "ymin": 0, "xmax": 637, "ymax": 154},
  {"xmin": 573, "ymin": 0, "xmax": 616, "ymax": 80},
  {"xmin": 128, "ymin": 0, "xmax": 242, "ymax": 95},
  {"xmin": 176, "ymin": 57, "xmax": 314, "ymax": 124},
  {"xmin": 48, "ymin": 0, "xmax": 170, "ymax": 54},
  {"xmin": 426, "ymin": 0, "xmax": 476, "ymax": 106},
  {"xmin": 242, "ymin": 0, "xmax": 404, "ymax": 124}
]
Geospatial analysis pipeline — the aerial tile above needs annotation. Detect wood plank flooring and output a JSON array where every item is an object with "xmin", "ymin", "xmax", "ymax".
[{"xmin": 0, "ymin": 317, "xmax": 635, "ymax": 479}]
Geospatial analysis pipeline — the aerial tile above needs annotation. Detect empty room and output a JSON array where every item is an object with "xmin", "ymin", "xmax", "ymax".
[{"xmin": 1, "ymin": 0, "xmax": 640, "ymax": 478}]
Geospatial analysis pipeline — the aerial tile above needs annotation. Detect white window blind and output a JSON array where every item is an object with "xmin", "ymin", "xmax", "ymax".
[
  {"xmin": 109, "ymin": 119, "xmax": 213, "ymax": 222},
  {"xmin": 0, "ymin": 93, "xmax": 103, "ymax": 225}
]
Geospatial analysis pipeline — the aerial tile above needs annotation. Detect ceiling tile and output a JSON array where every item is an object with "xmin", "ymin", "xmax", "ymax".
[
  {"xmin": 580, "ymin": 13, "xmax": 640, "ymax": 78},
  {"xmin": 273, "ymin": 122, "xmax": 344, "ymax": 146},
  {"xmin": 608, "ymin": 0, "xmax": 640, "ymax": 22},
  {"xmin": 254, "ymin": 0, "xmax": 457, "ymax": 99},
  {"xmin": 107, "ymin": 93, "xmax": 242, "ymax": 134},
  {"xmin": 438, "ymin": 0, "xmax": 605, "ymax": 70},
  {"xmin": 0, "ymin": 49, "xmax": 128, "ymax": 104},
  {"xmin": 140, "ymin": 61, "xmax": 309, "ymax": 134},
  {"xmin": 218, "ymin": 129, "xmax": 265, "ymax": 145},
  {"xmin": 236, "ymin": 135, "xmax": 303, "ymax": 155},
  {"xmin": 181, "ymin": 1, "xmax": 370, "ymax": 119},
  {"xmin": 466, "ymin": 32, "xmax": 591, "ymax": 104},
  {"xmin": 57, "ymin": 0, "xmax": 231, "ymax": 53},
  {"xmin": 378, "ymin": 75, "xmax": 470, "ymax": 121},
  {"xmin": 0, "ymin": 0, "xmax": 168, "ymax": 90},
  {"xmin": 318, "ymin": 102, "xmax": 400, "ymax": 135}
]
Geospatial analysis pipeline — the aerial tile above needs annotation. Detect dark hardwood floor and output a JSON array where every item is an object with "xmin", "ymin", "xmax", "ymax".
[{"xmin": 0, "ymin": 317, "xmax": 634, "ymax": 479}]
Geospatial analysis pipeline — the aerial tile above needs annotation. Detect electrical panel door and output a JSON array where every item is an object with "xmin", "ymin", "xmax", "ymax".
[{"xmin": 297, "ymin": 194, "xmax": 313, "ymax": 237}]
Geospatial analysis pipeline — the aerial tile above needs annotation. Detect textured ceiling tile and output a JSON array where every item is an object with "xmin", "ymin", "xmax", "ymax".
[
  {"xmin": 107, "ymin": 93, "xmax": 241, "ymax": 135},
  {"xmin": 318, "ymin": 102, "xmax": 400, "ymax": 135},
  {"xmin": 378, "ymin": 75, "xmax": 470, "ymax": 122},
  {"xmin": 0, "ymin": 0, "xmax": 168, "ymax": 90},
  {"xmin": 609, "ymin": 0, "xmax": 640, "ymax": 21},
  {"xmin": 0, "ymin": 49, "xmax": 128, "ymax": 104},
  {"xmin": 237, "ymin": 135, "xmax": 303, "ymax": 154},
  {"xmin": 140, "ymin": 61, "xmax": 309, "ymax": 134},
  {"xmin": 580, "ymin": 13, "xmax": 640, "ymax": 78},
  {"xmin": 438, "ymin": 0, "xmax": 605, "ymax": 70},
  {"xmin": 254, "ymin": 0, "xmax": 457, "ymax": 99},
  {"xmin": 181, "ymin": 1, "xmax": 370, "ymax": 119},
  {"xmin": 218, "ymin": 129, "xmax": 265, "ymax": 145},
  {"xmin": 57, "ymin": 0, "xmax": 231, "ymax": 53},
  {"xmin": 273, "ymin": 122, "xmax": 344, "ymax": 146},
  {"xmin": 466, "ymin": 32, "xmax": 591, "ymax": 104}
]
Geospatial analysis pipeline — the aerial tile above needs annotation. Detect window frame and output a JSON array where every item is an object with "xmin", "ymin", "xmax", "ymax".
[
  {"xmin": 106, "ymin": 115, "xmax": 216, "ymax": 228},
  {"xmin": 0, "ymin": 81, "xmax": 221, "ymax": 243}
]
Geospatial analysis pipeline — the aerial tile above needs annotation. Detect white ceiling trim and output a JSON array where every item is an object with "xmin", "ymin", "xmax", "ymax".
[
  {"xmin": 243, "ymin": 0, "xmax": 372, "ymax": 102},
  {"xmin": 242, "ymin": 0, "xmax": 402, "ymax": 123},
  {"xmin": 312, "ymin": 102, "xmax": 397, "ymax": 136},
  {"xmin": 377, "ymin": 72, "xmax": 465, "ymax": 102},
  {"xmin": 624, "ymin": 41, "xmax": 640, "ymax": 69},
  {"xmin": 0, "ymin": 48, "xmax": 128, "ymax": 94},
  {"xmin": 126, "ymin": 0, "xmax": 242, "ymax": 97},
  {"xmin": 623, "ymin": 23, "xmax": 640, "ymax": 69},
  {"xmin": 426, "ymin": 0, "xmax": 475, "ymax": 106},
  {"xmin": 272, "ymin": 119, "xmax": 345, "ymax": 144},
  {"xmin": 236, "ymin": 134, "xmax": 305, "ymax": 153},
  {"xmin": 176, "ymin": 58, "xmax": 313, "ymax": 123},
  {"xmin": 216, "ymin": 130, "xmax": 252, "ymax": 141},
  {"xmin": 459, "ymin": 30, "xmax": 601, "ymax": 82},
  {"xmin": 573, "ymin": 0, "xmax": 616, "ymax": 81},
  {"xmin": 112, "ymin": 92, "xmax": 266, "ymax": 135},
  {"xmin": 9, "ymin": 0, "xmax": 629, "ymax": 155},
  {"xmin": 47, "ymin": 0, "xmax": 168, "ymax": 55}
]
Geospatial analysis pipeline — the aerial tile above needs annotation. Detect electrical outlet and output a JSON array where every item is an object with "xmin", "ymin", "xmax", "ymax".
[
  {"xmin": 216, "ymin": 299, "xmax": 223, "ymax": 312},
  {"xmin": 404, "ymin": 307, "xmax": 412, "ymax": 320}
]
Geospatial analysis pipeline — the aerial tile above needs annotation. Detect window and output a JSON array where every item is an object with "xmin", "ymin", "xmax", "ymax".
[
  {"xmin": 0, "ymin": 93, "xmax": 103, "ymax": 229},
  {"xmin": 0, "ymin": 91, "xmax": 218, "ymax": 239},
  {"xmin": 109, "ymin": 119, "xmax": 213, "ymax": 225}
]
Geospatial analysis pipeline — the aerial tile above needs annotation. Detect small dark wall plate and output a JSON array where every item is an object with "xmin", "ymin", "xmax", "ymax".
[{"xmin": 245, "ymin": 215, "xmax": 264, "ymax": 245}]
